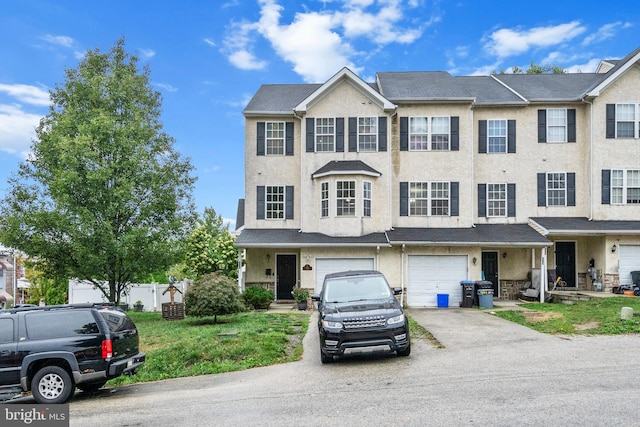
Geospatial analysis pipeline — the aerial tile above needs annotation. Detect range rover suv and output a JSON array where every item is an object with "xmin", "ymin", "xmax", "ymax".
[
  {"xmin": 0, "ymin": 304, "xmax": 145, "ymax": 404},
  {"xmin": 312, "ymin": 270, "xmax": 411, "ymax": 363}
]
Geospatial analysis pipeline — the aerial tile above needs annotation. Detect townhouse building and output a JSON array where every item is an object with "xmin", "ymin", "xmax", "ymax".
[{"xmin": 235, "ymin": 47, "xmax": 640, "ymax": 307}]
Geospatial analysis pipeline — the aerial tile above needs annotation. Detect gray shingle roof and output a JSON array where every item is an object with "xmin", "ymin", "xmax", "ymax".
[
  {"xmin": 312, "ymin": 160, "xmax": 381, "ymax": 178},
  {"xmin": 243, "ymin": 84, "xmax": 322, "ymax": 114},
  {"xmin": 530, "ymin": 217, "xmax": 640, "ymax": 235},
  {"xmin": 387, "ymin": 225, "xmax": 551, "ymax": 246},
  {"xmin": 235, "ymin": 229, "xmax": 390, "ymax": 248},
  {"xmin": 491, "ymin": 73, "xmax": 606, "ymax": 102}
]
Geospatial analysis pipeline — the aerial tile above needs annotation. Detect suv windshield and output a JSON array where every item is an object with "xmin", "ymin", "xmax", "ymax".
[{"xmin": 324, "ymin": 275, "xmax": 393, "ymax": 303}]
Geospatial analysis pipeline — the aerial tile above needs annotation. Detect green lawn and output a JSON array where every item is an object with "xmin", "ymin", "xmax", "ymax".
[
  {"xmin": 493, "ymin": 296, "xmax": 640, "ymax": 335},
  {"xmin": 108, "ymin": 310, "xmax": 309, "ymax": 386}
]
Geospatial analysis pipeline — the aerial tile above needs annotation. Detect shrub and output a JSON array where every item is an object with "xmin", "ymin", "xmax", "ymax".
[
  {"xmin": 184, "ymin": 272, "xmax": 246, "ymax": 323},
  {"xmin": 243, "ymin": 286, "xmax": 275, "ymax": 310}
]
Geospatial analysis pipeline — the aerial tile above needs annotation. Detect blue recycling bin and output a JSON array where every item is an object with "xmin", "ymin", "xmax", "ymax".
[{"xmin": 437, "ymin": 293, "xmax": 449, "ymax": 308}]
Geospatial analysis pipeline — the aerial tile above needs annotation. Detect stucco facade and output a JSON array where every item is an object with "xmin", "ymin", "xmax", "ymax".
[{"xmin": 236, "ymin": 48, "xmax": 640, "ymax": 307}]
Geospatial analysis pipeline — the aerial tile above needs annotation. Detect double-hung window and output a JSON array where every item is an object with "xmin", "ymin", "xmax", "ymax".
[
  {"xmin": 409, "ymin": 117, "xmax": 450, "ymax": 150},
  {"xmin": 266, "ymin": 122, "xmax": 285, "ymax": 155},
  {"xmin": 363, "ymin": 182, "xmax": 372, "ymax": 217},
  {"xmin": 316, "ymin": 118, "xmax": 335, "ymax": 152},
  {"xmin": 546, "ymin": 173, "xmax": 567, "ymax": 206},
  {"xmin": 321, "ymin": 182, "xmax": 329, "ymax": 217},
  {"xmin": 611, "ymin": 169, "xmax": 640, "ymax": 204},
  {"xmin": 615, "ymin": 104, "xmax": 637, "ymax": 138},
  {"xmin": 546, "ymin": 109, "xmax": 567, "ymax": 143},
  {"xmin": 488, "ymin": 120, "xmax": 507, "ymax": 153},
  {"xmin": 487, "ymin": 183, "xmax": 507, "ymax": 216},
  {"xmin": 358, "ymin": 117, "xmax": 377, "ymax": 151},
  {"xmin": 409, "ymin": 182, "xmax": 450, "ymax": 216},
  {"xmin": 266, "ymin": 186, "xmax": 285, "ymax": 219},
  {"xmin": 336, "ymin": 181, "xmax": 356, "ymax": 216}
]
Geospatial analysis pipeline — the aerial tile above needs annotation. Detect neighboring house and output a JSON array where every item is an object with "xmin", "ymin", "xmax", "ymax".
[{"xmin": 235, "ymin": 47, "xmax": 640, "ymax": 308}]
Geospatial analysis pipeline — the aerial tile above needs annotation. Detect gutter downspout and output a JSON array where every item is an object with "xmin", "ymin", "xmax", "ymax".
[
  {"xmin": 401, "ymin": 244, "xmax": 406, "ymax": 307},
  {"xmin": 582, "ymin": 97, "xmax": 594, "ymax": 220}
]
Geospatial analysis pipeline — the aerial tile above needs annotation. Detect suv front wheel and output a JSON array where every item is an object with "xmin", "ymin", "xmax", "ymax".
[{"xmin": 31, "ymin": 365, "xmax": 75, "ymax": 404}]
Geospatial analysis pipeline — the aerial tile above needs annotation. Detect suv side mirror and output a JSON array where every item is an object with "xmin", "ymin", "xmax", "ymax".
[{"xmin": 393, "ymin": 287, "xmax": 403, "ymax": 295}]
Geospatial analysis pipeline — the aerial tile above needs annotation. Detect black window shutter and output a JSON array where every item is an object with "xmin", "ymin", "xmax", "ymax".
[
  {"xmin": 378, "ymin": 117, "xmax": 387, "ymax": 151},
  {"xmin": 507, "ymin": 183, "xmax": 516, "ymax": 217},
  {"xmin": 567, "ymin": 109, "xmax": 576, "ymax": 143},
  {"xmin": 450, "ymin": 182, "xmax": 459, "ymax": 216},
  {"xmin": 348, "ymin": 117, "xmax": 357, "ymax": 152},
  {"xmin": 400, "ymin": 182, "xmax": 408, "ymax": 216},
  {"xmin": 606, "ymin": 104, "xmax": 615, "ymax": 139},
  {"xmin": 478, "ymin": 183, "xmax": 487, "ymax": 217},
  {"xmin": 567, "ymin": 173, "xmax": 576, "ymax": 206},
  {"xmin": 507, "ymin": 120, "xmax": 516, "ymax": 153},
  {"xmin": 257, "ymin": 122, "xmax": 265, "ymax": 156},
  {"xmin": 257, "ymin": 186, "xmax": 265, "ymax": 219},
  {"xmin": 538, "ymin": 110, "xmax": 547, "ymax": 143},
  {"xmin": 450, "ymin": 117, "xmax": 459, "ymax": 151},
  {"xmin": 285, "ymin": 186, "xmax": 294, "ymax": 219},
  {"xmin": 400, "ymin": 117, "xmax": 408, "ymax": 151},
  {"xmin": 478, "ymin": 120, "xmax": 487, "ymax": 153},
  {"xmin": 285, "ymin": 122, "xmax": 294, "ymax": 156},
  {"xmin": 602, "ymin": 169, "xmax": 611, "ymax": 204},
  {"xmin": 537, "ymin": 173, "xmax": 546, "ymax": 206},
  {"xmin": 306, "ymin": 118, "xmax": 315, "ymax": 152},
  {"xmin": 336, "ymin": 118, "xmax": 344, "ymax": 152}
]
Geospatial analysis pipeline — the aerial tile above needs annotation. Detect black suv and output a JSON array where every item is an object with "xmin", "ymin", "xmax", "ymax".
[
  {"xmin": 0, "ymin": 304, "xmax": 145, "ymax": 404},
  {"xmin": 312, "ymin": 270, "xmax": 411, "ymax": 363}
]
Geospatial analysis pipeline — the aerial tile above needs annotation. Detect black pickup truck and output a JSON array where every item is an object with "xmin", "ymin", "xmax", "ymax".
[{"xmin": 0, "ymin": 304, "xmax": 145, "ymax": 404}]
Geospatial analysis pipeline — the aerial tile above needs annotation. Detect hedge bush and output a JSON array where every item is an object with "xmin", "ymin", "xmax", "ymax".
[{"xmin": 243, "ymin": 286, "xmax": 275, "ymax": 310}]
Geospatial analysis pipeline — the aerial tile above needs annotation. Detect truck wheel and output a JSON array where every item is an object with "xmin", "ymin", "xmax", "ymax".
[
  {"xmin": 397, "ymin": 344, "xmax": 411, "ymax": 357},
  {"xmin": 31, "ymin": 366, "xmax": 74, "ymax": 404}
]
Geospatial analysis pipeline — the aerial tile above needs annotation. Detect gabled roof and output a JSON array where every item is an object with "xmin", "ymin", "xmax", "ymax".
[
  {"xmin": 235, "ymin": 229, "xmax": 390, "ymax": 248},
  {"xmin": 529, "ymin": 217, "xmax": 640, "ymax": 235},
  {"xmin": 491, "ymin": 73, "xmax": 606, "ymax": 102},
  {"xmin": 312, "ymin": 160, "xmax": 381, "ymax": 179},
  {"xmin": 294, "ymin": 67, "xmax": 395, "ymax": 113},
  {"xmin": 243, "ymin": 84, "xmax": 322, "ymax": 116},
  {"xmin": 386, "ymin": 225, "xmax": 551, "ymax": 247},
  {"xmin": 586, "ymin": 46, "xmax": 640, "ymax": 97}
]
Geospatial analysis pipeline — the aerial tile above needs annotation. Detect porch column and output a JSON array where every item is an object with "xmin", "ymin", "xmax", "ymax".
[{"xmin": 540, "ymin": 247, "xmax": 547, "ymax": 303}]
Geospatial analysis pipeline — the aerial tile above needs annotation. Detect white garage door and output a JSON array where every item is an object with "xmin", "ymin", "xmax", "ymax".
[
  {"xmin": 619, "ymin": 245, "xmax": 640, "ymax": 287},
  {"xmin": 407, "ymin": 255, "xmax": 468, "ymax": 307},
  {"xmin": 314, "ymin": 258, "xmax": 375, "ymax": 293}
]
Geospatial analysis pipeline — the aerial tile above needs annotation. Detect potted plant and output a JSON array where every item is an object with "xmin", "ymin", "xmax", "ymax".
[
  {"xmin": 291, "ymin": 287, "xmax": 309, "ymax": 310},
  {"xmin": 134, "ymin": 300, "xmax": 144, "ymax": 312}
]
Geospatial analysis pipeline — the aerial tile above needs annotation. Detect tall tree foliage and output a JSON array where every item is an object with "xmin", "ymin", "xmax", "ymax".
[{"xmin": 0, "ymin": 38, "xmax": 196, "ymax": 303}]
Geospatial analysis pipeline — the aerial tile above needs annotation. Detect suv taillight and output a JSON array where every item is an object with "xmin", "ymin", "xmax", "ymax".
[{"xmin": 102, "ymin": 339, "xmax": 113, "ymax": 359}]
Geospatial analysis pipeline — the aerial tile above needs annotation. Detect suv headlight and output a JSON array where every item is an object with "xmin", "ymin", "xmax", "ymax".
[
  {"xmin": 387, "ymin": 313, "xmax": 405, "ymax": 326},
  {"xmin": 321, "ymin": 320, "xmax": 343, "ymax": 329}
]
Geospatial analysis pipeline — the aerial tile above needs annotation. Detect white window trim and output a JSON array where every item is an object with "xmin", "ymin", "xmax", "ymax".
[
  {"xmin": 546, "ymin": 172, "xmax": 567, "ymax": 207},
  {"xmin": 487, "ymin": 119, "xmax": 508, "ymax": 153},
  {"xmin": 409, "ymin": 181, "xmax": 451, "ymax": 217},
  {"xmin": 315, "ymin": 117, "xmax": 336, "ymax": 152},
  {"xmin": 336, "ymin": 180, "xmax": 356, "ymax": 216},
  {"xmin": 546, "ymin": 109, "xmax": 567, "ymax": 143},
  {"xmin": 321, "ymin": 182, "xmax": 329, "ymax": 217},
  {"xmin": 358, "ymin": 116, "xmax": 378, "ymax": 152},
  {"xmin": 486, "ymin": 183, "xmax": 507, "ymax": 217},
  {"xmin": 363, "ymin": 181, "xmax": 372, "ymax": 218},
  {"xmin": 615, "ymin": 103, "xmax": 640, "ymax": 139},
  {"xmin": 265, "ymin": 121, "xmax": 285, "ymax": 156},
  {"xmin": 611, "ymin": 169, "xmax": 640, "ymax": 204},
  {"xmin": 409, "ymin": 116, "xmax": 451, "ymax": 151},
  {"xmin": 265, "ymin": 185, "xmax": 285, "ymax": 219}
]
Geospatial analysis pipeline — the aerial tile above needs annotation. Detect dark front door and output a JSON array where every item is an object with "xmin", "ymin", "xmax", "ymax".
[
  {"xmin": 482, "ymin": 252, "xmax": 499, "ymax": 295},
  {"xmin": 276, "ymin": 254, "xmax": 297, "ymax": 300},
  {"xmin": 555, "ymin": 242, "xmax": 576, "ymax": 288}
]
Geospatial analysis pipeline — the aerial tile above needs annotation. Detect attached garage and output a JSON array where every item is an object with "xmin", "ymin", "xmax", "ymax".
[
  {"xmin": 619, "ymin": 245, "xmax": 640, "ymax": 287},
  {"xmin": 407, "ymin": 255, "xmax": 468, "ymax": 307},
  {"xmin": 314, "ymin": 258, "xmax": 375, "ymax": 293}
]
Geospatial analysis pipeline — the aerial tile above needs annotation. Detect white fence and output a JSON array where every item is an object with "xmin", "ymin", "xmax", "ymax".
[{"xmin": 68, "ymin": 279, "xmax": 190, "ymax": 312}]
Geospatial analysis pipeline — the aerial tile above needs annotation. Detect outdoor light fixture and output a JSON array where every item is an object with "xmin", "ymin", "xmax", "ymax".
[
  {"xmin": 502, "ymin": 252, "xmax": 507, "ymax": 259},
  {"xmin": 472, "ymin": 257, "xmax": 477, "ymax": 265},
  {"xmin": 611, "ymin": 244, "xmax": 617, "ymax": 253},
  {"xmin": 266, "ymin": 254, "xmax": 271, "ymax": 261}
]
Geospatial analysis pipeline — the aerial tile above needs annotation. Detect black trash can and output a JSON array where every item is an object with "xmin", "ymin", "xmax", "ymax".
[{"xmin": 460, "ymin": 280, "xmax": 475, "ymax": 308}]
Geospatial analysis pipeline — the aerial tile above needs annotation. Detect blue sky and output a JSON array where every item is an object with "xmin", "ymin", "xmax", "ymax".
[{"xmin": 1, "ymin": 0, "xmax": 639, "ymax": 227}]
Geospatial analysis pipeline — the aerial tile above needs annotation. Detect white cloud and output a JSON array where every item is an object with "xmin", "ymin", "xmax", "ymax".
[
  {"xmin": 582, "ymin": 22, "xmax": 633, "ymax": 46},
  {"xmin": 41, "ymin": 34, "xmax": 75, "ymax": 47},
  {"xmin": 0, "ymin": 104, "xmax": 39, "ymax": 157},
  {"xmin": 221, "ymin": 0, "xmax": 430, "ymax": 82},
  {"xmin": 203, "ymin": 38, "xmax": 217, "ymax": 47},
  {"xmin": 155, "ymin": 83, "xmax": 178, "ymax": 92},
  {"xmin": 485, "ymin": 21, "xmax": 586, "ymax": 58},
  {"xmin": 138, "ymin": 48, "xmax": 156, "ymax": 59},
  {"xmin": 0, "ymin": 84, "xmax": 50, "ymax": 106}
]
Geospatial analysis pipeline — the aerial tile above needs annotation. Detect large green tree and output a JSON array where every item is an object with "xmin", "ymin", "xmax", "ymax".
[{"xmin": 0, "ymin": 38, "xmax": 197, "ymax": 303}]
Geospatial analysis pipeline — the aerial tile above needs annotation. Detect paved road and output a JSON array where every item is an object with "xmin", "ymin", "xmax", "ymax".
[{"xmin": 61, "ymin": 308, "xmax": 640, "ymax": 426}]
